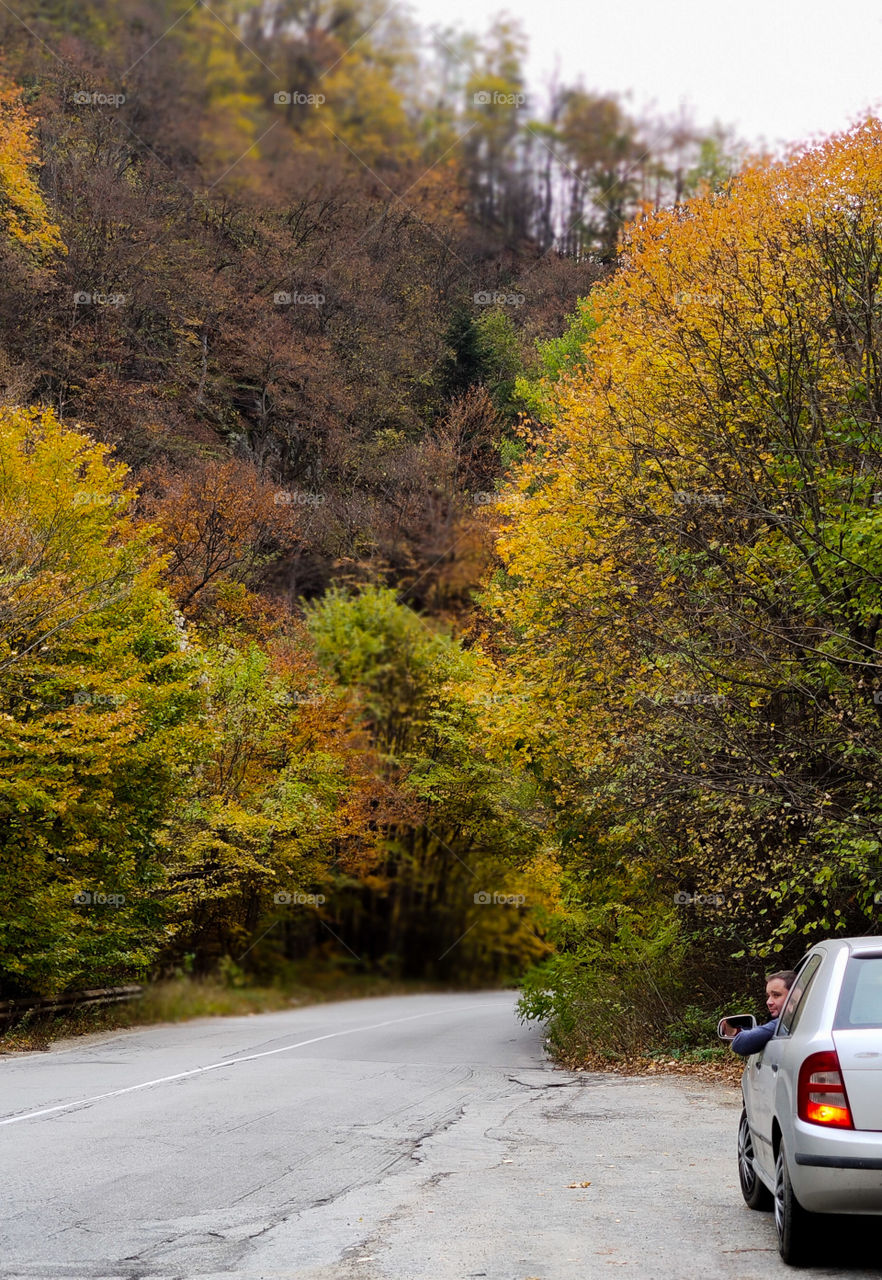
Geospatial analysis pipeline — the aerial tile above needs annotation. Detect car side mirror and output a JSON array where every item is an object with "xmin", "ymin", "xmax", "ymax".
[{"xmin": 717, "ymin": 1014, "xmax": 757, "ymax": 1041}]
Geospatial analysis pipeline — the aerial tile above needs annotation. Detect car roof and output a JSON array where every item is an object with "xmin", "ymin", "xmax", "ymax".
[
  {"xmin": 802, "ymin": 937, "xmax": 882, "ymax": 960},
  {"xmin": 848, "ymin": 939, "xmax": 882, "ymax": 957}
]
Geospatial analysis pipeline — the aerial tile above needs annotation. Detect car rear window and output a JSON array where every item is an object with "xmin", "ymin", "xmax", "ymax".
[{"xmin": 834, "ymin": 956, "xmax": 882, "ymax": 1029}]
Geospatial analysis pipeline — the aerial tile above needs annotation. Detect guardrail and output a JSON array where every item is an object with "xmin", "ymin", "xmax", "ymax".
[{"xmin": 0, "ymin": 985, "xmax": 143, "ymax": 1026}]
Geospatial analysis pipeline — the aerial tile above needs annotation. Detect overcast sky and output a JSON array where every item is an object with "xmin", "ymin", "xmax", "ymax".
[{"xmin": 403, "ymin": 0, "xmax": 882, "ymax": 148}]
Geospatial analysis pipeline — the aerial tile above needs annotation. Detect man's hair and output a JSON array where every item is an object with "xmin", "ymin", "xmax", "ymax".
[{"xmin": 767, "ymin": 969, "xmax": 798, "ymax": 988}]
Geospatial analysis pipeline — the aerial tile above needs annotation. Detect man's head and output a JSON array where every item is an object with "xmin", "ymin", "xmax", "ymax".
[{"xmin": 765, "ymin": 969, "xmax": 798, "ymax": 1018}]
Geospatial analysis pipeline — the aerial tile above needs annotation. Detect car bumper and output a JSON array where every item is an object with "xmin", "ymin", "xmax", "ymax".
[{"xmin": 791, "ymin": 1119, "xmax": 882, "ymax": 1213}]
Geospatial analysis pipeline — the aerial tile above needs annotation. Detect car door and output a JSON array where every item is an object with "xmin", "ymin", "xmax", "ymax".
[
  {"xmin": 752, "ymin": 952, "xmax": 824, "ymax": 1177},
  {"xmin": 743, "ymin": 1036, "xmax": 776, "ymax": 1181}
]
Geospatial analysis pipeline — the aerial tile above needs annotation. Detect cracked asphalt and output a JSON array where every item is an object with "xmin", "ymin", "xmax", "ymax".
[{"xmin": 1, "ymin": 991, "xmax": 880, "ymax": 1280}]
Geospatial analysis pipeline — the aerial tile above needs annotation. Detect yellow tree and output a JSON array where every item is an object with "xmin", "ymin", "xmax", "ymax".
[
  {"xmin": 0, "ymin": 72, "xmax": 64, "ymax": 261},
  {"xmin": 487, "ymin": 118, "xmax": 882, "ymax": 964},
  {"xmin": 168, "ymin": 0, "xmax": 262, "ymax": 183},
  {"xmin": 0, "ymin": 406, "xmax": 201, "ymax": 996}
]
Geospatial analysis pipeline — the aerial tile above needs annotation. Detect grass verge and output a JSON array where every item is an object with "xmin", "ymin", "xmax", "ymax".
[{"xmin": 0, "ymin": 969, "xmax": 469, "ymax": 1053}]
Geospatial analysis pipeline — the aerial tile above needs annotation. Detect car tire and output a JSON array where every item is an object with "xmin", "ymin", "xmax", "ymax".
[
  {"xmin": 737, "ymin": 1108, "xmax": 773, "ymax": 1210},
  {"xmin": 775, "ymin": 1143, "xmax": 819, "ymax": 1265}
]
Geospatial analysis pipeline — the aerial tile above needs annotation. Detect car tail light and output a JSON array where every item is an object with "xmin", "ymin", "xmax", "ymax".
[{"xmin": 797, "ymin": 1050, "xmax": 854, "ymax": 1129}]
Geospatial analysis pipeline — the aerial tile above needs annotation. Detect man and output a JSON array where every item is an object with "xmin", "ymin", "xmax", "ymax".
[{"xmin": 722, "ymin": 970, "xmax": 797, "ymax": 1055}]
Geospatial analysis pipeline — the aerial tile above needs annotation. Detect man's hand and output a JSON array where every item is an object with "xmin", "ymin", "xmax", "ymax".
[{"xmin": 720, "ymin": 1020, "xmax": 740, "ymax": 1039}]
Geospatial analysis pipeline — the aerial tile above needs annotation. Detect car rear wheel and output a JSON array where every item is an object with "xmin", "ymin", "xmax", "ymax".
[
  {"xmin": 775, "ymin": 1144, "xmax": 819, "ymax": 1265},
  {"xmin": 737, "ymin": 1108, "xmax": 773, "ymax": 1210}
]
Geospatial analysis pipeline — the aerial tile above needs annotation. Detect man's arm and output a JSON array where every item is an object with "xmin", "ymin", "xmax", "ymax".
[{"xmin": 730, "ymin": 1018, "xmax": 778, "ymax": 1056}]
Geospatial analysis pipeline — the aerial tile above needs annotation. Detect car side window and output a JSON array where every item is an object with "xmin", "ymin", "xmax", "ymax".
[{"xmin": 776, "ymin": 955, "xmax": 822, "ymax": 1037}]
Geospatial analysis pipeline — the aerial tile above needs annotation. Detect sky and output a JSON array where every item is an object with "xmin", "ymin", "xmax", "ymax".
[{"xmin": 402, "ymin": 0, "xmax": 882, "ymax": 148}]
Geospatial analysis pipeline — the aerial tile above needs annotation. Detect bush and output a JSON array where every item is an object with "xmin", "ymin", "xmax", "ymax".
[{"xmin": 517, "ymin": 904, "xmax": 688, "ymax": 1060}]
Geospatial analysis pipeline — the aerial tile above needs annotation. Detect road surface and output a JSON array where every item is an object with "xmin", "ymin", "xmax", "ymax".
[{"xmin": 1, "ymin": 991, "xmax": 879, "ymax": 1279}]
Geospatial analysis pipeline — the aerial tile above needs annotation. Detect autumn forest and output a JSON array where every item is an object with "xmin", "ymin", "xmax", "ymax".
[{"xmin": 2, "ymin": 0, "xmax": 881, "ymax": 1059}]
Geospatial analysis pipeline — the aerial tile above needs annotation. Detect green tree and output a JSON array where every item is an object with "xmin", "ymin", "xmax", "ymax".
[
  {"xmin": 0, "ymin": 407, "xmax": 201, "ymax": 996},
  {"xmin": 305, "ymin": 585, "xmax": 555, "ymax": 980}
]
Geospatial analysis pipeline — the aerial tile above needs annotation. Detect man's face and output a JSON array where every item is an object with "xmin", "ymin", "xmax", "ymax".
[{"xmin": 766, "ymin": 978, "xmax": 791, "ymax": 1018}]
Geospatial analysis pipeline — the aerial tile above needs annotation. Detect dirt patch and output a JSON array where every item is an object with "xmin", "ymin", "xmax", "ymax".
[{"xmin": 561, "ymin": 1049, "xmax": 744, "ymax": 1087}]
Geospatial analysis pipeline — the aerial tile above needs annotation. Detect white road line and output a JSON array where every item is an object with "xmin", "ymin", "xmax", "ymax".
[{"xmin": 0, "ymin": 1006, "xmax": 466, "ymax": 1127}]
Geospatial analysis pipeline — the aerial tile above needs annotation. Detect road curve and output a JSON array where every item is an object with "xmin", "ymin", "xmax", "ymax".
[{"xmin": 0, "ymin": 991, "xmax": 877, "ymax": 1279}]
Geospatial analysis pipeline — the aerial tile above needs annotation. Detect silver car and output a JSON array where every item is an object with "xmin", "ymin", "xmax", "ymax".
[{"xmin": 719, "ymin": 936, "xmax": 882, "ymax": 1265}]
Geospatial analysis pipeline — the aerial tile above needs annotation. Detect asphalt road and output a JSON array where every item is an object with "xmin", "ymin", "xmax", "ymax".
[{"xmin": 1, "ymin": 991, "xmax": 880, "ymax": 1280}]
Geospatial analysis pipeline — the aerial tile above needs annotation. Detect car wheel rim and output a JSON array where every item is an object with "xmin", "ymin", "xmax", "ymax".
[
  {"xmin": 738, "ymin": 1114, "xmax": 756, "ymax": 1191},
  {"xmin": 774, "ymin": 1152, "xmax": 785, "ymax": 1239}
]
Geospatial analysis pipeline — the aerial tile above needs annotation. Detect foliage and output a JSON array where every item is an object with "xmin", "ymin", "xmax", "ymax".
[
  {"xmin": 306, "ymin": 584, "xmax": 454, "ymax": 759},
  {"xmin": 475, "ymin": 308, "xmax": 523, "ymax": 419},
  {"xmin": 514, "ymin": 297, "xmax": 598, "ymax": 422},
  {"xmin": 0, "ymin": 0, "xmax": 752, "ymax": 1024},
  {"xmin": 0, "ymin": 72, "xmax": 64, "ymax": 261},
  {"xmin": 490, "ymin": 121, "xmax": 882, "ymax": 1005},
  {"xmin": 306, "ymin": 586, "xmax": 556, "ymax": 980},
  {"xmin": 0, "ymin": 407, "xmax": 200, "ymax": 995},
  {"xmin": 138, "ymin": 458, "xmax": 302, "ymax": 614},
  {"xmin": 161, "ymin": 621, "xmax": 389, "ymax": 972},
  {"xmin": 517, "ymin": 902, "xmax": 688, "ymax": 1059}
]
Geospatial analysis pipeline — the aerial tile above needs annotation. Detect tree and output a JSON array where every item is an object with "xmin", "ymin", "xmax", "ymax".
[
  {"xmin": 151, "ymin": 0, "xmax": 263, "ymax": 185},
  {"xmin": 556, "ymin": 90, "xmax": 644, "ymax": 261},
  {"xmin": 0, "ymin": 406, "xmax": 201, "ymax": 996},
  {"xmin": 161, "ymin": 609, "xmax": 393, "ymax": 975},
  {"xmin": 0, "ymin": 72, "xmax": 64, "ymax": 261},
  {"xmin": 487, "ymin": 119, "xmax": 882, "ymax": 971},
  {"xmin": 138, "ymin": 457, "xmax": 302, "ymax": 613},
  {"xmin": 461, "ymin": 18, "xmax": 533, "ymax": 237},
  {"xmin": 305, "ymin": 586, "xmax": 554, "ymax": 979}
]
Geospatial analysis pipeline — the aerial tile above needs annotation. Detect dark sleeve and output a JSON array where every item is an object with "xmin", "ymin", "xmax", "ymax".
[{"xmin": 731, "ymin": 1019, "xmax": 778, "ymax": 1057}]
